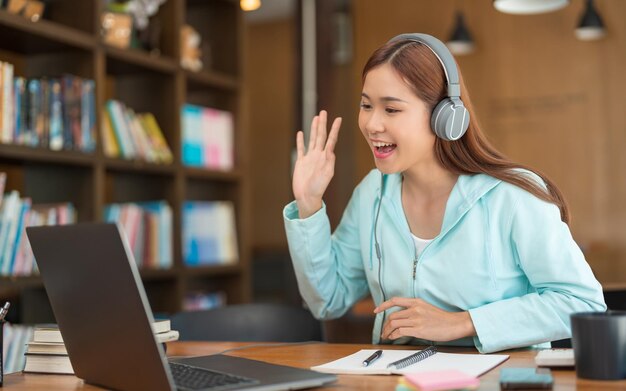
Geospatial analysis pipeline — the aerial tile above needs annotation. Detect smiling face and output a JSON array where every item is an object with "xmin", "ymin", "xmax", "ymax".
[{"xmin": 359, "ymin": 63, "xmax": 436, "ymax": 175}]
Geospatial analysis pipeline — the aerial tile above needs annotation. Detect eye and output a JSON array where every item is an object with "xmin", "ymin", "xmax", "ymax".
[
  {"xmin": 385, "ymin": 107, "xmax": 400, "ymax": 114},
  {"xmin": 359, "ymin": 102, "xmax": 372, "ymax": 110}
]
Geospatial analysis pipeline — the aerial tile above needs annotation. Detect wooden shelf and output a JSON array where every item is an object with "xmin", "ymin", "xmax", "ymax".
[
  {"xmin": 184, "ymin": 167, "xmax": 242, "ymax": 181},
  {"xmin": 0, "ymin": 10, "xmax": 95, "ymax": 53},
  {"xmin": 104, "ymin": 158, "xmax": 177, "ymax": 176},
  {"xmin": 183, "ymin": 264, "xmax": 242, "ymax": 277},
  {"xmin": 0, "ymin": 0, "xmax": 250, "ymax": 324},
  {"xmin": 0, "ymin": 144, "xmax": 95, "ymax": 167},
  {"xmin": 185, "ymin": 69, "xmax": 239, "ymax": 92},
  {"xmin": 0, "ymin": 275, "xmax": 44, "ymax": 290},
  {"xmin": 105, "ymin": 45, "xmax": 178, "ymax": 76},
  {"xmin": 139, "ymin": 268, "xmax": 178, "ymax": 281}
]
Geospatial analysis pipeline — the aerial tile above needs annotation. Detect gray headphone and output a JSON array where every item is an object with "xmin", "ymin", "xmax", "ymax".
[{"xmin": 388, "ymin": 33, "xmax": 470, "ymax": 141}]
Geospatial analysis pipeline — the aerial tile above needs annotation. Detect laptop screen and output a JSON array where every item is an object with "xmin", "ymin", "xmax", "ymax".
[{"xmin": 27, "ymin": 223, "xmax": 176, "ymax": 391}]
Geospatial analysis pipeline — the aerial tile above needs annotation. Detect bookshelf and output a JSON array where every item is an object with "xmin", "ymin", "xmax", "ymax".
[{"xmin": 0, "ymin": 0, "xmax": 250, "ymax": 324}]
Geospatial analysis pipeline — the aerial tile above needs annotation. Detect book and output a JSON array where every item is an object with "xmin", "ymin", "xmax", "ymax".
[
  {"xmin": 26, "ymin": 342, "xmax": 67, "ymax": 355},
  {"xmin": 0, "ymin": 172, "xmax": 5, "ymax": 204},
  {"xmin": 23, "ymin": 353, "xmax": 73, "ymax": 374},
  {"xmin": 181, "ymin": 104, "xmax": 234, "ymax": 170},
  {"xmin": 152, "ymin": 319, "xmax": 171, "ymax": 334},
  {"xmin": 24, "ymin": 323, "xmax": 177, "ymax": 375},
  {"xmin": 182, "ymin": 201, "xmax": 238, "ymax": 266},
  {"xmin": 33, "ymin": 319, "xmax": 172, "ymax": 343},
  {"xmin": 156, "ymin": 330, "xmax": 180, "ymax": 343},
  {"xmin": 105, "ymin": 201, "xmax": 173, "ymax": 269},
  {"xmin": 311, "ymin": 348, "xmax": 508, "ymax": 377},
  {"xmin": 3, "ymin": 323, "xmax": 34, "ymax": 374},
  {"xmin": 32, "ymin": 324, "xmax": 64, "ymax": 343}
]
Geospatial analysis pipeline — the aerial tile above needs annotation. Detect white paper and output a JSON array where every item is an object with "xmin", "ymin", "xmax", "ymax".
[{"xmin": 311, "ymin": 349, "xmax": 509, "ymax": 377}]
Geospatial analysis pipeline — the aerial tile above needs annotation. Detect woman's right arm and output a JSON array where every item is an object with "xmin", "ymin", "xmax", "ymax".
[{"xmin": 284, "ymin": 110, "xmax": 369, "ymax": 319}]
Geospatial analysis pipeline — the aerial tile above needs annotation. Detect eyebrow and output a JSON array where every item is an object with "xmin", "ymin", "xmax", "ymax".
[{"xmin": 361, "ymin": 93, "xmax": 408, "ymax": 103}]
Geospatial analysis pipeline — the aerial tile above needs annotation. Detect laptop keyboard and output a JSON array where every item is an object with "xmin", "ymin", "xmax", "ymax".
[{"xmin": 170, "ymin": 361, "xmax": 260, "ymax": 391}]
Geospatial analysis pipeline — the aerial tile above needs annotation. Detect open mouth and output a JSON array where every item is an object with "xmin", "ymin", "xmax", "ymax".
[{"xmin": 372, "ymin": 142, "xmax": 397, "ymax": 157}]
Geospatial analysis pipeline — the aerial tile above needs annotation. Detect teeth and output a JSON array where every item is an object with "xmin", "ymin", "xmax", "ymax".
[{"xmin": 372, "ymin": 142, "xmax": 395, "ymax": 147}]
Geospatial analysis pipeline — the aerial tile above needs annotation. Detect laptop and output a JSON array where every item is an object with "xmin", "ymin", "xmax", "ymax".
[{"xmin": 26, "ymin": 223, "xmax": 337, "ymax": 391}]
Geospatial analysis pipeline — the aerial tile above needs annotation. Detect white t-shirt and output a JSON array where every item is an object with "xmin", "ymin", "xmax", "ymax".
[{"xmin": 411, "ymin": 233, "xmax": 433, "ymax": 258}]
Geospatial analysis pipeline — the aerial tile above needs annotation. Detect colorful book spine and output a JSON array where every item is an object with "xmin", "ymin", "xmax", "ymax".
[
  {"xmin": 182, "ymin": 201, "xmax": 238, "ymax": 266},
  {"xmin": 104, "ymin": 201, "xmax": 173, "ymax": 270},
  {"xmin": 181, "ymin": 104, "xmax": 204, "ymax": 166},
  {"xmin": 181, "ymin": 104, "xmax": 234, "ymax": 170},
  {"xmin": 81, "ymin": 79, "xmax": 96, "ymax": 152},
  {"xmin": 48, "ymin": 79, "xmax": 64, "ymax": 150},
  {"xmin": 1, "ymin": 62, "xmax": 14, "ymax": 144}
]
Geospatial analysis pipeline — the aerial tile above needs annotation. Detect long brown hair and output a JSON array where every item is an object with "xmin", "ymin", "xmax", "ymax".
[{"xmin": 362, "ymin": 39, "xmax": 570, "ymax": 223}]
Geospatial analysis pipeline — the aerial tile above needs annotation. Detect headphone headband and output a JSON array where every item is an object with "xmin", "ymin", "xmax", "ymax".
[
  {"xmin": 388, "ymin": 33, "xmax": 460, "ymax": 98},
  {"xmin": 386, "ymin": 33, "xmax": 469, "ymax": 141}
]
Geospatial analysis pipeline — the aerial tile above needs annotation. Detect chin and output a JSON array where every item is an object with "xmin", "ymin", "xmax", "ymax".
[{"xmin": 374, "ymin": 162, "xmax": 401, "ymax": 175}]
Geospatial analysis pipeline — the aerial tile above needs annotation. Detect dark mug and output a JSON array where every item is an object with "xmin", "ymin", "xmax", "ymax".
[{"xmin": 571, "ymin": 311, "xmax": 626, "ymax": 380}]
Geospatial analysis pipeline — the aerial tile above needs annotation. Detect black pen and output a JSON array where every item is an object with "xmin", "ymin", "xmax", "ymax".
[{"xmin": 362, "ymin": 349, "xmax": 383, "ymax": 367}]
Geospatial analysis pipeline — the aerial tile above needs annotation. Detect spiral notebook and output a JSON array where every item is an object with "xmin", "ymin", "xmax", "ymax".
[{"xmin": 311, "ymin": 348, "xmax": 508, "ymax": 376}]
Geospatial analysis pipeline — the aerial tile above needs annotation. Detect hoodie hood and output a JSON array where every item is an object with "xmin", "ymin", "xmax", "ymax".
[{"xmin": 376, "ymin": 171, "xmax": 502, "ymax": 236}]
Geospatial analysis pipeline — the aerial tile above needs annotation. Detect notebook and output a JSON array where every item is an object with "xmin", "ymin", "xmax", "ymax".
[
  {"xmin": 27, "ymin": 223, "xmax": 337, "ymax": 391},
  {"xmin": 311, "ymin": 348, "xmax": 508, "ymax": 376}
]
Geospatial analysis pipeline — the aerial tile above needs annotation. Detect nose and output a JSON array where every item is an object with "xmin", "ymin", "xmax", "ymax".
[{"xmin": 361, "ymin": 109, "xmax": 385, "ymax": 135}]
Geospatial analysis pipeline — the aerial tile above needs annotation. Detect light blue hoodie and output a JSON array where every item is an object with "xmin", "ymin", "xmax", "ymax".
[{"xmin": 283, "ymin": 169, "xmax": 606, "ymax": 353}]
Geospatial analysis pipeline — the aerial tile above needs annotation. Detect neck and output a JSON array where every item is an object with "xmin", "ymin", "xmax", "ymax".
[{"xmin": 401, "ymin": 162, "xmax": 458, "ymax": 201}]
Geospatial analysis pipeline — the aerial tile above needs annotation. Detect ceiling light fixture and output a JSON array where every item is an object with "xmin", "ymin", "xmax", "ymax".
[
  {"xmin": 240, "ymin": 0, "xmax": 261, "ymax": 12},
  {"xmin": 493, "ymin": 0, "xmax": 569, "ymax": 14},
  {"xmin": 446, "ymin": 11, "xmax": 475, "ymax": 56},
  {"xmin": 575, "ymin": 0, "xmax": 606, "ymax": 41}
]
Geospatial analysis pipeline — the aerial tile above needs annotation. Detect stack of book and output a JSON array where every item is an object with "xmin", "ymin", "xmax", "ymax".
[
  {"xmin": 0, "ymin": 61, "xmax": 97, "ymax": 152},
  {"xmin": 0, "ymin": 171, "xmax": 77, "ymax": 276},
  {"xmin": 104, "ymin": 200, "xmax": 173, "ymax": 270},
  {"xmin": 103, "ymin": 99, "xmax": 173, "ymax": 164},
  {"xmin": 182, "ymin": 201, "xmax": 238, "ymax": 266},
  {"xmin": 23, "ymin": 319, "xmax": 179, "ymax": 374},
  {"xmin": 181, "ymin": 103, "xmax": 234, "ymax": 170}
]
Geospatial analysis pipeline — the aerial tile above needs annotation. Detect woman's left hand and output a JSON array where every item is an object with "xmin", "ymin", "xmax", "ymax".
[{"xmin": 375, "ymin": 297, "xmax": 476, "ymax": 342}]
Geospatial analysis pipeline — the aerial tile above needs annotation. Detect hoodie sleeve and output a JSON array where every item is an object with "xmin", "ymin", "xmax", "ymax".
[
  {"xmin": 283, "ymin": 188, "xmax": 369, "ymax": 320},
  {"xmin": 468, "ymin": 190, "xmax": 606, "ymax": 353}
]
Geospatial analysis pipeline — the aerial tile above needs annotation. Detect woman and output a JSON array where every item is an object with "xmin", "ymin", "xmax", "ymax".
[{"xmin": 283, "ymin": 33, "xmax": 606, "ymax": 353}]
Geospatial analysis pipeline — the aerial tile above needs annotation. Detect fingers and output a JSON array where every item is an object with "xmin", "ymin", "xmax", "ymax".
[
  {"xmin": 374, "ymin": 297, "xmax": 421, "ymax": 313},
  {"xmin": 381, "ymin": 318, "xmax": 413, "ymax": 339},
  {"xmin": 308, "ymin": 115, "xmax": 319, "ymax": 150},
  {"xmin": 325, "ymin": 117, "xmax": 342, "ymax": 156},
  {"xmin": 316, "ymin": 110, "xmax": 328, "ymax": 150},
  {"xmin": 296, "ymin": 131, "xmax": 304, "ymax": 159},
  {"xmin": 387, "ymin": 327, "xmax": 413, "ymax": 340},
  {"xmin": 308, "ymin": 110, "xmax": 341, "ymax": 153}
]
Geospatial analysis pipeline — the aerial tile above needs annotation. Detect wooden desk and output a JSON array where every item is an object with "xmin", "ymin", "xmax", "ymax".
[{"xmin": 2, "ymin": 342, "xmax": 626, "ymax": 390}]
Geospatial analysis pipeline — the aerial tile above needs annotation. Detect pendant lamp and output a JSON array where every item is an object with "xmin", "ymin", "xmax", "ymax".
[
  {"xmin": 240, "ymin": 0, "xmax": 261, "ymax": 11},
  {"xmin": 493, "ymin": 0, "xmax": 569, "ymax": 14},
  {"xmin": 575, "ymin": 0, "xmax": 606, "ymax": 41},
  {"xmin": 446, "ymin": 11, "xmax": 475, "ymax": 56}
]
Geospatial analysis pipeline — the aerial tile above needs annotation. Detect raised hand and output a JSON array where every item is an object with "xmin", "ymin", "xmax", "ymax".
[{"xmin": 292, "ymin": 110, "xmax": 342, "ymax": 219}]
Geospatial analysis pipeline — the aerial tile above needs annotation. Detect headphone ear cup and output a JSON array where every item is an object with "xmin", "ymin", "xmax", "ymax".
[{"xmin": 431, "ymin": 98, "xmax": 470, "ymax": 141}]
